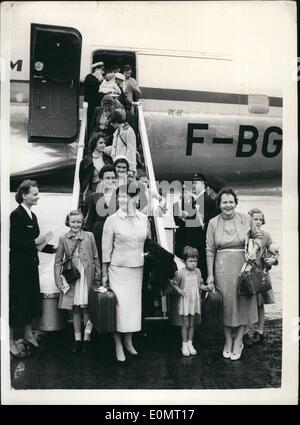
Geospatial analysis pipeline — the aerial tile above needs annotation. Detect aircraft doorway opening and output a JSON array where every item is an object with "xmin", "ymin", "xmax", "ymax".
[{"xmin": 92, "ymin": 50, "xmax": 137, "ymax": 78}]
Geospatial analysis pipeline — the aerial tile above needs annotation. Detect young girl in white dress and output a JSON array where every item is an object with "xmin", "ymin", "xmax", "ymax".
[
  {"xmin": 54, "ymin": 210, "xmax": 101, "ymax": 354},
  {"xmin": 171, "ymin": 246, "xmax": 212, "ymax": 356}
]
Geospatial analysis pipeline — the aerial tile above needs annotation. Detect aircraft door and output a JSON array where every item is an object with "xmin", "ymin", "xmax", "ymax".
[{"xmin": 29, "ymin": 24, "xmax": 82, "ymax": 143}]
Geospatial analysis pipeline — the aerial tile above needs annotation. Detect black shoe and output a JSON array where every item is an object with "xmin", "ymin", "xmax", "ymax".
[
  {"xmin": 253, "ymin": 331, "xmax": 264, "ymax": 345},
  {"xmin": 115, "ymin": 353, "xmax": 127, "ymax": 365},
  {"xmin": 71, "ymin": 341, "xmax": 82, "ymax": 354},
  {"xmin": 124, "ymin": 347, "xmax": 142, "ymax": 358},
  {"xmin": 23, "ymin": 338, "xmax": 39, "ymax": 351},
  {"xmin": 22, "ymin": 340, "xmax": 37, "ymax": 357},
  {"xmin": 10, "ymin": 349, "xmax": 28, "ymax": 359},
  {"xmin": 115, "ymin": 359, "xmax": 127, "ymax": 366},
  {"xmin": 243, "ymin": 333, "xmax": 254, "ymax": 348},
  {"xmin": 82, "ymin": 341, "xmax": 90, "ymax": 354}
]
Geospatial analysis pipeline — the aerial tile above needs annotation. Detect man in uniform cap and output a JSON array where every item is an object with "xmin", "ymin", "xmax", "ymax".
[
  {"xmin": 192, "ymin": 172, "xmax": 206, "ymax": 182},
  {"xmin": 192, "ymin": 173, "xmax": 206, "ymax": 200},
  {"xmin": 173, "ymin": 173, "xmax": 206, "ymax": 273},
  {"xmin": 175, "ymin": 172, "xmax": 225, "ymax": 281},
  {"xmin": 92, "ymin": 61, "xmax": 105, "ymax": 70},
  {"xmin": 84, "ymin": 61, "xmax": 105, "ymax": 139}
]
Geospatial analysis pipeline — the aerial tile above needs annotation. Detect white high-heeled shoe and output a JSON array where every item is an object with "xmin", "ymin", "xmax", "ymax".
[
  {"xmin": 230, "ymin": 344, "xmax": 244, "ymax": 361},
  {"xmin": 124, "ymin": 344, "xmax": 138, "ymax": 356},
  {"xmin": 115, "ymin": 346, "xmax": 126, "ymax": 362},
  {"xmin": 222, "ymin": 349, "xmax": 231, "ymax": 359}
]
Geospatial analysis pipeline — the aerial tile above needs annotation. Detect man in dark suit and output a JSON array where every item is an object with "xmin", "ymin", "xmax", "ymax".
[
  {"xmin": 84, "ymin": 61, "xmax": 105, "ymax": 139},
  {"xmin": 173, "ymin": 183, "xmax": 201, "ymax": 259}
]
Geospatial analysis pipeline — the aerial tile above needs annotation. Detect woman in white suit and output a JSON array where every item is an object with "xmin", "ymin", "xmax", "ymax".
[{"xmin": 102, "ymin": 183, "xmax": 148, "ymax": 363}]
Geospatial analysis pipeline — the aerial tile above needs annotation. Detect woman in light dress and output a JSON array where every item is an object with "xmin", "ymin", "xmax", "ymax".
[
  {"xmin": 206, "ymin": 188, "xmax": 262, "ymax": 361},
  {"xmin": 102, "ymin": 183, "xmax": 148, "ymax": 363}
]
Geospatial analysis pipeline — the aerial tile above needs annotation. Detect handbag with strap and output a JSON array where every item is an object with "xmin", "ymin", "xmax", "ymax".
[
  {"xmin": 238, "ymin": 259, "xmax": 272, "ymax": 295},
  {"xmin": 61, "ymin": 238, "xmax": 81, "ymax": 284}
]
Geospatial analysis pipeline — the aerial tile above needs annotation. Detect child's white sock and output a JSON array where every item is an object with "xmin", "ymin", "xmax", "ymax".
[
  {"xmin": 181, "ymin": 342, "xmax": 190, "ymax": 356},
  {"xmin": 75, "ymin": 332, "xmax": 81, "ymax": 341},
  {"xmin": 187, "ymin": 340, "xmax": 197, "ymax": 355},
  {"xmin": 84, "ymin": 332, "xmax": 90, "ymax": 342}
]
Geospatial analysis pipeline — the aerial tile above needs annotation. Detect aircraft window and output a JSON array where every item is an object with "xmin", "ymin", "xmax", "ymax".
[
  {"xmin": 248, "ymin": 94, "xmax": 269, "ymax": 114},
  {"xmin": 91, "ymin": 50, "xmax": 137, "ymax": 79}
]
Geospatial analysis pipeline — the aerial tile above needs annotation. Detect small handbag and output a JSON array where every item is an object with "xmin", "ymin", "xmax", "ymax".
[
  {"xmin": 238, "ymin": 260, "xmax": 272, "ymax": 295},
  {"xmin": 201, "ymin": 289, "xmax": 223, "ymax": 329},
  {"xmin": 61, "ymin": 239, "xmax": 81, "ymax": 284}
]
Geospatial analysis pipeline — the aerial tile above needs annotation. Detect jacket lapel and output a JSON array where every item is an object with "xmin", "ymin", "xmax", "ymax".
[{"xmin": 17, "ymin": 204, "xmax": 33, "ymax": 222}]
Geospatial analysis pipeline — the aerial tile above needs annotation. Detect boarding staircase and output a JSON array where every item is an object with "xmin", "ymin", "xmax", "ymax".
[{"xmin": 71, "ymin": 101, "xmax": 182, "ymax": 319}]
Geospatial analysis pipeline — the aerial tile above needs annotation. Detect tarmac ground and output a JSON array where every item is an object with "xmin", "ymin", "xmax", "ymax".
[{"xmin": 10, "ymin": 319, "xmax": 282, "ymax": 390}]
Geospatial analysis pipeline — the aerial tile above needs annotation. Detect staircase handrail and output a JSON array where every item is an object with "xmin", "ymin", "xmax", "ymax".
[{"xmin": 71, "ymin": 101, "xmax": 88, "ymax": 210}]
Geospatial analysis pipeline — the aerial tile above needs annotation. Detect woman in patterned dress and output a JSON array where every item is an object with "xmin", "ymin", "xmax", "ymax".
[{"xmin": 206, "ymin": 188, "xmax": 262, "ymax": 360}]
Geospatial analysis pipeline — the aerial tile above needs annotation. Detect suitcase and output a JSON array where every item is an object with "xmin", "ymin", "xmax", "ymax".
[
  {"xmin": 38, "ymin": 293, "xmax": 67, "ymax": 331},
  {"xmin": 88, "ymin": 286, "xmax": 116, "ymax": 333},
  {"xmin": 201, "ymin": 290, "xmax": 223, "ymax": 329}
]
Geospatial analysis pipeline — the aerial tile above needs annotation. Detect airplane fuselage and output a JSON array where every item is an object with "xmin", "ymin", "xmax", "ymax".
[
  {"xmin": 10, "ymin": 79, "xmax": 282, "ymax": 189},
  {"xmin": 8, "ymin": 2, "xmax": 283, "ymax": 190}
]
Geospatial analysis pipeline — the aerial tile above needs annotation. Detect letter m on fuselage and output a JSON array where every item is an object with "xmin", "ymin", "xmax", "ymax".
[{"xmin": 10, "ymin": 59, "xmax": 22, "ymax": 71}]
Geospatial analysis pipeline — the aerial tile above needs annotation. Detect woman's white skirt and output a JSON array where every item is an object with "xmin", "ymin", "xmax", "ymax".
[{"xmin": 108, "ymin": 265, "xmax": 143, "ymax": 333}]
